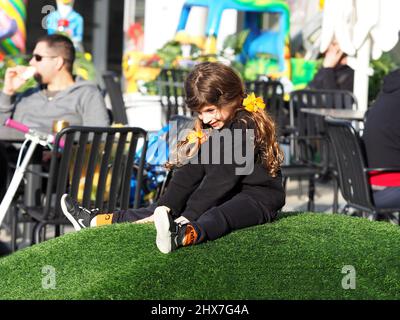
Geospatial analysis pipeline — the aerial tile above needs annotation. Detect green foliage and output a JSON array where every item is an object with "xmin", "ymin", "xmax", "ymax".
[
  {"xmin": 156, "ymin": 41, "xmax": 183, "ymax": 68},
  {"xmin": 223, "ymin": 29, "xmax": 250, "ymax": 56},
  {"xmin": 73, "ymin": 51, "xmax": 97, "ymax": 81},
  {"xmin": 368, "ymin": 53, "xmax": 397, "ymax": 103},
  {"xmin": 244, "ymin": 56, "xmax": 279, "ymax": 81},
  {"xmin": 291, "ymin": 58, "xmax": 319, "ymax": 89},
  {"xmin": 1, "ymin": 213, "xmax": 400, "ymax": 299}
]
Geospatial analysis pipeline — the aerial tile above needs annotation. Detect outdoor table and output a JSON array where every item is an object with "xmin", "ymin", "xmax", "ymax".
[
  {"xmin": 0, "ymin": 126, "xmax": 26, "ymax": 142},
  {"xmin": 300, "ymin": 108, "xmax": 366, "ymax": 121}
]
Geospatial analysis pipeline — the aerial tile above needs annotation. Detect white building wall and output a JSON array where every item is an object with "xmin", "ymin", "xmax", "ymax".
[
  {"xmin": 217, "ymin": 9, "xmax": 237, "ymax": 51},
  {"xmin": 143, "ymin": 0, "xmax": 185, "ymax": 54}
]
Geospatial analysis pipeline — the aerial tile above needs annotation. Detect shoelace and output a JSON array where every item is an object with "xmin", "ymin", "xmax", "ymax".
[{"xmin": 78, "ymin": 205, "xmax": 99, "ymax": 218}]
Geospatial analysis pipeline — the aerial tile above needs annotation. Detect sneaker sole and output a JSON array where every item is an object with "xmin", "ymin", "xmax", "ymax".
[
  {"xmin": 60, "ymin": 194, "xmax": 82, "ymax": 231},
  {"xmin": 154, "ymin": 210, "xmax": 172, "ymax": 254}
]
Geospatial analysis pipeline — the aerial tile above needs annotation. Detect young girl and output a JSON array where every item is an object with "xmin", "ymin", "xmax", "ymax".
[{"xmin": 61, "ymin": 62, "xmax": 286, "ymax": 254}]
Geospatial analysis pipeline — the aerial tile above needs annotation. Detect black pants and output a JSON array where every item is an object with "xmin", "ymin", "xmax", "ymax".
[
  {"xmin": 112, "ymin": 193, "xmax": 274, "ymax": 243},
  {"xmin": 373, "ymin": 187, "xmax": 400, "ymax": 208}
]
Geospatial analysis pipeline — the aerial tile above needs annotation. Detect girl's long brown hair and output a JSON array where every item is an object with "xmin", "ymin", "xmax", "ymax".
[{"xmin": 173, "ymin": 62, "xmax": 284, "ymax": 177}]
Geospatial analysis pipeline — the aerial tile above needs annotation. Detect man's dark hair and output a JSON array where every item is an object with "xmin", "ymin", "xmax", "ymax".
[{"xmin": 36, "ymin": 34, "xmax": 76, "ymax": 74}]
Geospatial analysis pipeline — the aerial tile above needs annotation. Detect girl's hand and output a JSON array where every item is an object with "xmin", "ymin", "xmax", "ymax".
[
  {"xmin": 134, "ymin": 206, "xmax": 171, "ymax": 224},
  {"xmin": 133, "ymin": 215, "xmax": 155, "ymax": 224}
]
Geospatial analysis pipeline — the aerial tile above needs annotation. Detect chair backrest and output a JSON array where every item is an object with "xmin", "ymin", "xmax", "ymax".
[
  {"xmin": 43, "ymin": 126, "xmax": 148, "ymax": 221},
  {"xmin": 290, "ymin": 89, "xmax": 357, "ymax": 138},
  {"xmin": 289, "ymin": 89, "xmax": 357, "ymax": 169},
  {"xmin": 291, "ymin": 89, "xmax": 357, "ymax": 110},
  {"xmin": 152, "ymin": 114, "xmax": 195, "ymax": 201},
  {"xmin": 245, "ymin": 80, "xmax": 288, "ymax": 136},
  {"xmin": 325, "ymin": 118, "xmax": 375, "ymax": 212},
  {"xmin": 102, "ymin": 71, "xmax": 129, "ymax": 125},
  {"xmin": 157, "ymin": 68, "xmax": 192, "ymax": 123}
]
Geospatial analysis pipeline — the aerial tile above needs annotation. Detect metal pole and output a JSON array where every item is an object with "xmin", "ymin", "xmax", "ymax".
[{"xmin": 93, "ymin": 0, "xmax": 110, "ymax": 75}]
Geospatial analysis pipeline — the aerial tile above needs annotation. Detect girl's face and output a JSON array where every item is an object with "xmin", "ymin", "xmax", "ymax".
[{"xmin": 198, "ymin": 105, "xmax": 232, "ymax": 129}]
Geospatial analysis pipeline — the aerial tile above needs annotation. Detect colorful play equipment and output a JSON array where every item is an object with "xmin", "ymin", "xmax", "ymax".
[
  {"xmin": 46, "ymin": 0, "xmax": 83, "ymax": 46},
  {"xmin": 175, "ymin": 0, "xmax": 291, "ymax": 79},
  {"xmin": 122, "ymin": 51, "xmax": 161, "ymax": 93},
  {"xmin": 0, "ymin": 0, "xmax": 26, "ymax": 55}
]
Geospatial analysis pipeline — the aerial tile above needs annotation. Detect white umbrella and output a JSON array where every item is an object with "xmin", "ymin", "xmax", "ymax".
[{"xmin": 320, "ymin": 0, "xmax": 400, "ymax": 111}]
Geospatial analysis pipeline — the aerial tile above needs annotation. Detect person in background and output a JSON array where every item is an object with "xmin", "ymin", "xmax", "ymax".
[
  {"xmin": 363, "ymin": 68, "xmax": 400, "ymax": 211},
  {"xmin": 0, "ymin": 34, "xmax": 109, "ymax": 210},
  {"xmin": 0, "ymin": 34, "xmax": 109, "ymax": 129},
  {"xmin": 308, "ymin": 40, "xmax": 354, "ymax": 92}
]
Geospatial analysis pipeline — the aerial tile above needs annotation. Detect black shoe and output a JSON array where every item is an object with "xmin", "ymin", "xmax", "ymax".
[
  {"xmin": 154, "ymin": 208, "xmax": 198, "ymax": 254},
  {"xmin": 60, "ymin": 194, "xmax": 99, "ymax": 231}
]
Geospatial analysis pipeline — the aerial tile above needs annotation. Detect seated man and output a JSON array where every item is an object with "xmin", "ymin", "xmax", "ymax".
[
  {"xmin": 0, "ymin": 34, "xmax": 110, "ymax": 200},
  {"xmin": 0, "ymin": 34, "xmax": 109, "ymax": 129},
  {"xmin": 308, "ymin": 40, "xmax": 354, "ymax": 92},
  {"xmin": 363, "ymin": 68, "xmax": 400, "ymax": 209}
]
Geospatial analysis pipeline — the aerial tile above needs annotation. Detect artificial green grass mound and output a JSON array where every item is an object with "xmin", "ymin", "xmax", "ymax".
[{"xmin": 0, "ymin": 213, "xmax": 399, "ymax": 300}]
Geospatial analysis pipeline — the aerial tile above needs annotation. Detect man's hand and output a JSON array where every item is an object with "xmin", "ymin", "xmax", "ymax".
[
  {"xmin": 2, "ymin": 66, "xmax": 32, "ymax": 96},
  {"xmin": 323, "ymin": 42, "xmax": 344, "ymax": 68}
]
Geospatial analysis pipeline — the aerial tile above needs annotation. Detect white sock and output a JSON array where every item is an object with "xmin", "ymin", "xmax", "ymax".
[
  {"xmin": 154, "ymin": 206, "xmax": 171, "ymax": 216},
  {"xmin": 90, "ymin": 216, "xmax": 97, "ymax": 227}
]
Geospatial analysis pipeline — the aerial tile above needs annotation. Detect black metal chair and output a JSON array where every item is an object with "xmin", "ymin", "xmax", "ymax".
[
  {"xmin": 102, "ymin": 71, "xmax": 129, "ymax": 125},
  {"xmin": 154, "ymin": 114, "xmax": 195, "ymax": 200},
  {"xmin": 157, "ymin": 68, "xmax": 192, "ymax": 124},
  {"xmin": 325, "ymin": 118, "xmax": 400, "ymax": 221},
  {"xmin": 245, "ymin": 80, "xmax": 289, "ymax": 138},
  {"xmin": 11, "ymin": 126, "xmax": 148, "ymax": 247},
  {"xmin": 282, "ymin": 89, "xmax": 358, "ymax": 212}
]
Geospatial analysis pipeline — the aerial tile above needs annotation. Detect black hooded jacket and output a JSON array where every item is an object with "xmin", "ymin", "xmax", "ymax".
[
  {"xmin": 363, "ymin": 69, "xmax": 400, "ymax": 169},
  {"xmin": 308, "ymin": 64, "xmax": 354, "ymax": 92},
  {"xmin": 157, "ymin": 110, "xmax": 286, "ymax": 221}
]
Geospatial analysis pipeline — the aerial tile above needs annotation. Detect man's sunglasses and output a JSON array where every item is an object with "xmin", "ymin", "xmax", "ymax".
[{"xmin": 32, "ymin": 54, "xmax": 58, "ymax": 62}]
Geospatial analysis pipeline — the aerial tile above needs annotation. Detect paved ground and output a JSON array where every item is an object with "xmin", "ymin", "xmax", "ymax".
[{"xmin": 283, "ymin": 178, "xmax": 345, "ymax": 213}]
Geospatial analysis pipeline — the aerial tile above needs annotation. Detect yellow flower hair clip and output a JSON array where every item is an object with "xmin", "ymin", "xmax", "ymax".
[
  {"xmin": 243, "ymin": 92, "xmax": 266, "ymax": 112},
  {"xmin": 186, "ymin": 130, "xmax": 204, "ymax": 144}
]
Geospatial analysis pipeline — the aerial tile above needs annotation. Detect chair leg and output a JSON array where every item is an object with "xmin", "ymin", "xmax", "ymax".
[
  {"xmin": 158, "ymin": 170, "xmax": 172, "ymax": 199},
  {"xmin": 55, "ymin": 225, "xmax": 61, "ymax": 238},
  {"xmin": 42, "ymin": 225, "xmax": 47, "ymax": 241},
  {"xmin": 307, "ymin": 177, "xmax": 315, "ymax": 212},
  {"xmin": 332, "ymin": 177, "xmax": 339, "ymax": 213},
  {"xmin": 10, "ymin": 207, "xmax": 18, "ymax": 252},
  {"xmin": 33, "ymin": 222, "xmax": 47, "ymax": 244},
  {"xmin": 282, "ymin": 176, "xmax": 288, "ymax": 191}
]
